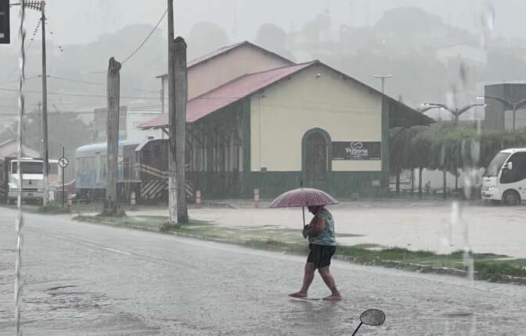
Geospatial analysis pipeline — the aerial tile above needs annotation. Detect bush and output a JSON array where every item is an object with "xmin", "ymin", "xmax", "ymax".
[{"xmin": 159, "ymin": 222, "xmax": 180, "ymax": 232}]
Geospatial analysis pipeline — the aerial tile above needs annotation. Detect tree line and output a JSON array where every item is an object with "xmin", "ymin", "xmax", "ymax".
[{"xmin": 390, "ymin": 122, "xmax": 526, "ymax": 198}]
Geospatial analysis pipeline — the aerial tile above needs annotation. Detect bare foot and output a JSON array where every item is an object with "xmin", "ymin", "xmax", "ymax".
[
  {"xmin": 289, "ymin": 292, "xmax": 308, "ymax": 298},
  {"xmin": 322, "ymin": 294, "xmax": 342, "ymax": 301}
]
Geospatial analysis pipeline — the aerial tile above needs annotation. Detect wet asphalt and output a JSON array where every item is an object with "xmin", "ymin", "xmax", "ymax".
[{"xmin": 0, "ymin": 208, "xmax": 525, "ymax": 335}]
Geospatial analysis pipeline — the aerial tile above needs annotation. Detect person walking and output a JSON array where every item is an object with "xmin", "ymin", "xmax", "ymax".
[{"xmin": 289, "ymin": 205, "xmax": 341, "ymax": 301}]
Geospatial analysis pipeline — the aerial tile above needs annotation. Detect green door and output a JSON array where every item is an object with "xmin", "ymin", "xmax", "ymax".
[{"xmin": 304, "ymin": 132, "xmax": 328, "ymax": 190}]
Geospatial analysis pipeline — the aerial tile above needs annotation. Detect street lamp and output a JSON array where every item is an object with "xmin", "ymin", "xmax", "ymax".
[
  {"xmin": 373, "ymin": 74, "xmax": 392, "ymax": 95},
  {"xmin": 422, "ymin": 103, "xmax": 485, "ymax": 122},
  {"xmin": 477, "ymin": 95, "xmax": 526, "ymax": 131}
]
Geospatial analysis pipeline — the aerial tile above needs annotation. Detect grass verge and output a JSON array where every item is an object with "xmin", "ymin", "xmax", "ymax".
[
  {"xmin": 75, "ymin": 215, "xmax": 167, "ymax": 231},
  {"xmin": 74, "ymin": 214, "xmax": 526, "ymax": 285},
  {"xmin": 37, "ymin": 204, "xmax": 70, "ymax": 214}
]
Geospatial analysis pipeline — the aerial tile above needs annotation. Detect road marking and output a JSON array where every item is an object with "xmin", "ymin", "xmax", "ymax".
[{"xmin": 103, "ymin": 247, "xmax": 131, "ymax": 255}]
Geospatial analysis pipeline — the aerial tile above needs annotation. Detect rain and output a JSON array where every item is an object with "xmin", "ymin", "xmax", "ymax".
[{"xmin": 1, "ymin": 0, "xmax": 526, "ymax": 335}]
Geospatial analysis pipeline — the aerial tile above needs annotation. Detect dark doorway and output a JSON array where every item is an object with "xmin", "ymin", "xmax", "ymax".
[{"xmin": 302, "ymin": 129, "xmax": 331, "ymax": 189}]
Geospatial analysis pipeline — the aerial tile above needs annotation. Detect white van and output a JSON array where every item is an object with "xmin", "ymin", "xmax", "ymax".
[{"xmin": 482, "ymin": 148, "xmax": 526, "ymax": 205}]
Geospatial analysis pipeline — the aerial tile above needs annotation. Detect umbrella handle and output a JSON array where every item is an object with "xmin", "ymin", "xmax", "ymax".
[
  {"xmin": 302, "ymin": 206, "xmax": 306, "ymax": 227},
  {"xmin": 352, "ymin": 322, "xmax": 363, "ymax": 336}
]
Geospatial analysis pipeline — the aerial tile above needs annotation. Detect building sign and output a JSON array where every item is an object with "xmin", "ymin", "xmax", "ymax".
[{"xmin": 332, "ymin": 141, "xmax": 381, "ymax": 160}]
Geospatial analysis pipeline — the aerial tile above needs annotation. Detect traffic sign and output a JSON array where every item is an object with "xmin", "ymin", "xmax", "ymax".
[
  {"xmin": 0, "ymin": 0, "xmax": 10, "ymax": 44},
  {"xmin": 58, "ymin": 157, "xmax": 69, "ymax": 168}
]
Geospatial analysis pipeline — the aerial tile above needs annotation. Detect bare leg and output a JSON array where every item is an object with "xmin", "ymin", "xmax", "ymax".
[
  {"xmin": 318, "ymin": 266, "xmax": 341, "ymax": 300},
  {"xmin": 289, "ymin": 262, "xmax": 316, "ymax": 298}
]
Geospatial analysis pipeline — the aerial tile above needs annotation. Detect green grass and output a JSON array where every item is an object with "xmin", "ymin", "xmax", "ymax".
[
  {"xmin": 75, "ymin": 215, "xmax": 167, "ymax": 231},
  {"xmin": 37, "ymin": 204, "xmax": 70, "ymax": 214},
  {"xmin": 26, "ymin": 201, "xmax": 170, "ymax": 216},
  {"xmin": 0, "ymin": 203, "xmax": 70, "ymax": 214},
  {"xmin": 74, "ymin": 214, "xmax": 526, "ymax": 283}
]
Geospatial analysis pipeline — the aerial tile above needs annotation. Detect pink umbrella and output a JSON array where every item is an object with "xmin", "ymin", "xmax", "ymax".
[{"xmin": 270, "ymin": 187, "xmax": 338, "ymax": 227}]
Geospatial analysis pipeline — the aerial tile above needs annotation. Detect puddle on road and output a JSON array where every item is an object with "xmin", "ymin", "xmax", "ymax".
[{"xmin": 21, "ymin": 282, "xmax": 114, "ymax": 322}]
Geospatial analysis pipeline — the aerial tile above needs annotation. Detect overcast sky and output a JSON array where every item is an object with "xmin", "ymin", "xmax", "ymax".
[{"xmin": 6, "ymin": 0, "xmax": 525, "ymax": 47}]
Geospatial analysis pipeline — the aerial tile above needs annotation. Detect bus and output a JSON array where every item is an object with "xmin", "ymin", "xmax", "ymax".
[{"xmin": 482, "ymin": 148, "xmax": 526, "ymax": 205}]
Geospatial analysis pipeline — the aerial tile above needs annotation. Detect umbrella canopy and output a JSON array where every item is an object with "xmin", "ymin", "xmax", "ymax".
[{"xmin": 269, "ymin": 188, "xmax": 339, "ymax": 208}]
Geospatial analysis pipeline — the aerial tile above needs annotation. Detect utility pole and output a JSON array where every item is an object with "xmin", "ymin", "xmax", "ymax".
[
  {"xmin": 373, "ymin": 74, "xmax": 392, "ymax": 95},
  {"xmin": 174, "ymin": 36, "xmax": 188, "ymax": 223},
  {"xmin": 105, "ymin": 57, "xmax": 121, "ymax": 215},
  {"xmin": 41, "ymin": 1, "xmax": 49, "ymax": 205},
  {"xmin": 14, "ymin": 1, "xmax": 50, "ymax": 204},
  {"xmin": 37, "ymin": 101, "xmax": 42, "ymax": 154},
  {"xmin": 160, "ymin": 87, "xmax": 165, "ymax": 139},
  {"xmin": 11, "ymin": 1, "xmax": 49, "ymax": 204},
  {"xmin": 167, "ymin": 0, "xmax": 177, "ymax": 224}
]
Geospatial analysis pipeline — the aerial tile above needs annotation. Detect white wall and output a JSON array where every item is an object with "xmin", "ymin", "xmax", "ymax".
[
  {"xmin": 127, "ymin": 113, "xmax": 164, "ymax": 141},
  {"xmin": 250, "ymin": 64, "xmax": 383, "ymax": 172}
]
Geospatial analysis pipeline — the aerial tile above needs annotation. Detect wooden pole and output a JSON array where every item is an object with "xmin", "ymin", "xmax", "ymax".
[
  {"xmin": 418, "ymin": 167, "xmax": 423, "ymax": 199},
  {"xmin": 61, "ymin": 146, "xmax": 65, "ymax": 208},
  {"xmin": 410, "ymin": 169, "xmax": 414, "ymax": 195},
  {"xmin": 443, "ymin": 168, "xmax": 447, "ymax": 199},
  {"xmin": 395, "ymin": 160, "xmax": 401, "ymax": 196},
  {"xmin": 167, "ymin": 0, "xmax": 177, "ymax": 224},
  {"xmin": 174, "ymin": 36, "xmax": 188, "ymax": 223},
  {"xmin": 105, "ymin": 57, "xmax": 121, "ymax": 213},
  {"xmin": 41, "ymin": 2, "xmax": 49, "ymax": 205}
]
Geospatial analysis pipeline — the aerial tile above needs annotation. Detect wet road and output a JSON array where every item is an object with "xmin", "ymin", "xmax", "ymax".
[{"xmin": 1, "ymin": 208, "xmax": 525, "ymax": 335}]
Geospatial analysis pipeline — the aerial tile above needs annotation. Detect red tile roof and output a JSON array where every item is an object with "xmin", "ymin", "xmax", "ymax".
[
  {"xmin": 142, "ymin": 60, "xmax": 434, "ymax": 130},
  {"xmin": 140, "ymin": 62, "xmax": 316, "ymax": 129}
]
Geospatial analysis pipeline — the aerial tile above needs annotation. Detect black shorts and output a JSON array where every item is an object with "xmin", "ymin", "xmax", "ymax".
[{"xmin": 307, "ymin": 244, "xmax": 336, "ymax": 269}]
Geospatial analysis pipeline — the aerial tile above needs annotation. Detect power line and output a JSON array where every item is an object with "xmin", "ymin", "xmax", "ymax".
[
  {"xmin": 122, "ymin": 9, "xmax": 167, "ymax": 65},
  {"xmin": 0, "ymin": 111, "xmax": 95, "ymax": 117},
  {"xmin": 47, "ymin": 75, "xmax": 103, "ymax": 86},
  {"xmin": 87, "ymin": 9, "xmax": 168, "ymax": 74},
  {"xmin": 0, "ymin": 105, "xmax": 165, "ymax": 116},
  {"xmin": 0, "ymin": 87, "xmax": 160, "ymax": 100},
  {"xmin": 4, "ymin": 75, "xmax": 41, "ymax": 84},
  {"xmin": 0, "ymin": 20, "xmax": 41, "ymax": 83},
  {"xmin": 46, "ymin": 75, "xmax": 159, "ymax": 93},
  {"xmin": 46, "ymin": 16, "xmax": 65, "ymax": 54}
]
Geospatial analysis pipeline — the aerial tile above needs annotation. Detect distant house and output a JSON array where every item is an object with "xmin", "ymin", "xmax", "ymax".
[
  {"xmin": 0, "ymin": 138, "xmax": 40, "ymax": 158},
  {"xmin": 93, "ymin": 106, "xmax": 163, "ymax": 142},
  {"xmin": 141, "ymin": 58, "xmax": 432, "ymax": 199}
]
